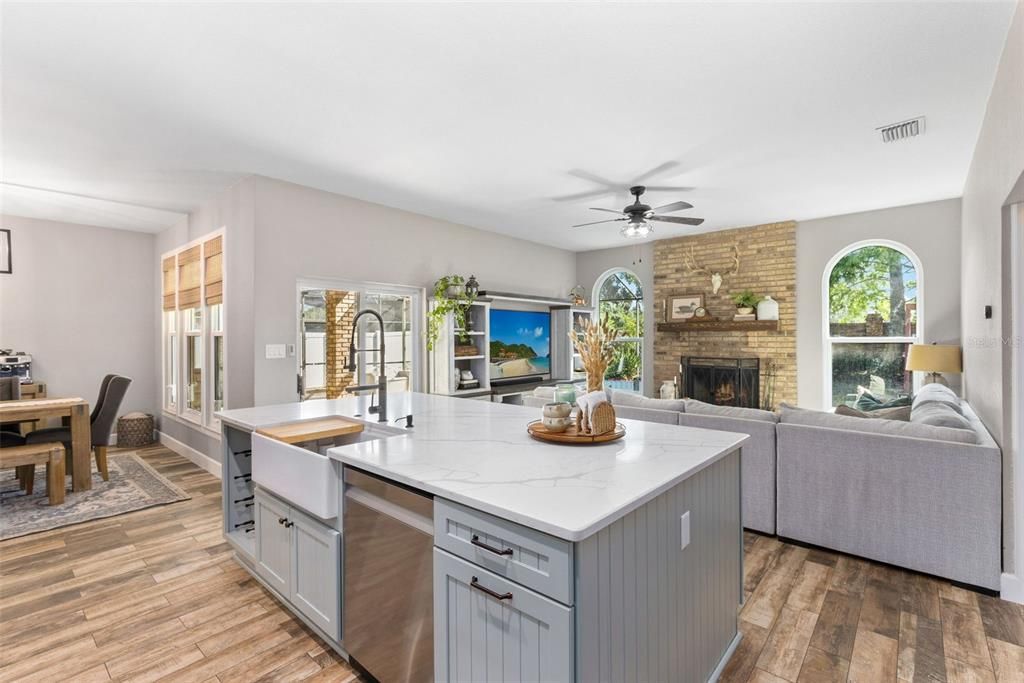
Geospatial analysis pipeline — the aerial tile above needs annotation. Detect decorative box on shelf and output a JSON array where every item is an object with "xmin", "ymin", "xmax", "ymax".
[{"xmin": 454, "ymin": 344, "xmax": 480, "ymax": 357}]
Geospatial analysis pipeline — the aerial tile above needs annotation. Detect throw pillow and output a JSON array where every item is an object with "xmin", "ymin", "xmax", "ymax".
[
  {"xmin": 683, "ymin": 399, "xmax": 778, "ymax": 423},
  {"xmin": 911, "ymin": 402, "xmax": 973, "ymax": 431},
  {"xmin": 854, "ymin": 389, "xmax": 913, "ymax": 412},
  {"xmin": 835, "ymin": 404, "xmax": 912, "ymax": 421},
  {"xmin": 608, "ymin": 389, "xmax": 686, "ymax": 413},
  {"xmin": 911, "ymin": 383, "xmax": 964, "ymax": 415}
]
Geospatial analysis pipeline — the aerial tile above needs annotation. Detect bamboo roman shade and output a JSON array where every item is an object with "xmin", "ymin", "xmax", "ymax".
[
  {"xmin": 162, "ymin": 256, "xmax": 177, "ymax": 311},
  {"xmin": 177, "ymin": 245, "xmax": 202, "ymax": 309},
  {"xmin": 204, "ymin": 236, "xmax": 223, "ymax": 305}
]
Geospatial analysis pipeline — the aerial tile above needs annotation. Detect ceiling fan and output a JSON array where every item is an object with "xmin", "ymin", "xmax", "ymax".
[{"xmin": 572, "ymin": 185, "xmax": 704, "ymax": 239}]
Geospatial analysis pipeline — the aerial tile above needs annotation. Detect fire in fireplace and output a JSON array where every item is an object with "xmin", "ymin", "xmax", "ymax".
[{"xmin": 680, "ymin": 357, "xmax": 761, "ymax": 409}]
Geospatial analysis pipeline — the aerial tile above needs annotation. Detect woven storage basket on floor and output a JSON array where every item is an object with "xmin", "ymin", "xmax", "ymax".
[{"xmin": 117, "ymin": 412, "xmax": 155, "ymax": 448}]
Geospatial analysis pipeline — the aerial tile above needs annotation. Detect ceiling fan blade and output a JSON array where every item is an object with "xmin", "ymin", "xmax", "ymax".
[
  {"xmin": 650, "ymin": 215, "xmax": 705, "ymax": 226},
  {"xmin": 588, "ymin": 207, "xmax": 626, "ymax": 215},
  {"xmin": 572, "ymin": 218, "xmax": 627, "ymax": 228},
  {"xmin": 567, "ymin": 169, "xmax": 620, "ymax": 187},
  {"xmin": 643, "ymin": 185, "xmax": 695, "ymax": 192},
  {"xmin": 550, "ymin": 188, "xmax": 615, "ymax": 202},
  {"xmin": 650, "ymin": 200, "xmax": 693, "ymax": 214}
]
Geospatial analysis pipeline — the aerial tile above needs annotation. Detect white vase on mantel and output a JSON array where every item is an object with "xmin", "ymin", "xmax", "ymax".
[{"xmin": 757, "ymin": 295, "xmax": 780, "ymax": 321}]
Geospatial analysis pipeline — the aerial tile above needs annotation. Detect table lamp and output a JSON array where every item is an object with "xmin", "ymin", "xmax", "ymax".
[{"xmin": 906, "ymin": 343, "xmax": 962, "ymax": 387}]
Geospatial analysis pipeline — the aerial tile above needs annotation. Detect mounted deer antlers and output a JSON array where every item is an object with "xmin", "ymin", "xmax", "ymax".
[{"xmin": 682, "ymin": 243, "xmax": 740, "ymax": 294}]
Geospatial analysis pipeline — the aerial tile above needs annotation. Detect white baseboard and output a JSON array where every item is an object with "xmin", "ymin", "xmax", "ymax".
[
  {"xmin": 1002, "ymin": 572, "xmax": 1024, "ymax": 604},
  {"xmin": 158, "ymin": 430, "xmax": 221, "ymax": 479}
]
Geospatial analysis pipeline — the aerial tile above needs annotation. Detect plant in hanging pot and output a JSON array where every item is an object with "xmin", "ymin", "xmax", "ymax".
[
  {"xmin": 427, "ymin": 275, "xmax": 477, "ymax": 351},
  {"xmin": 731, "ymin": 289, "xmax": 761, "ymax": 316}
]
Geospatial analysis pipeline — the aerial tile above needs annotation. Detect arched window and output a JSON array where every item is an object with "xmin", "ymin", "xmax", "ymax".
[
  {"xmin": 595, "ymin": 269, "xmax": 644, "ymax": 394},
  {"xmin": 824, "ymin": 241, "xmax": 922, "ymax": 408}
]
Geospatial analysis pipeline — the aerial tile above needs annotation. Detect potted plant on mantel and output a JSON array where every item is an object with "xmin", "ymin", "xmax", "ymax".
[
  {"xmin": 427, "ymin": 275, "xmax": 478, "ymax": 351},
  {"xmin": 731, "ymin": 290, "xmax": 761, "ymax": 317}
]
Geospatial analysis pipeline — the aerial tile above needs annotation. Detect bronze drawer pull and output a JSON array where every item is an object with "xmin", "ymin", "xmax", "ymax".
[
  {"xmin": 470, "ymin": 576, "xmax": 512, "ymax": 601},
  {"xmin": 471, "ymin": 535, "xmax": 513, "ymax": 557}
]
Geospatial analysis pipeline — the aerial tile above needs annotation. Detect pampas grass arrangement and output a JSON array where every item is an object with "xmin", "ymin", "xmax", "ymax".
[{"xmin": 569, "ymin": 316, "xmax": 620, "ymax": 393}]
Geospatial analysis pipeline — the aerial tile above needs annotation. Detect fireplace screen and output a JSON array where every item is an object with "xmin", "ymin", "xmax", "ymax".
[{"xmin": 681, "ymin": 357, "xmax": 761, "ymax": 409}]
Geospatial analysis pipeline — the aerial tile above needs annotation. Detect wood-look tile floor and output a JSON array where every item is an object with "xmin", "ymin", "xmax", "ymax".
[
  {"xmin": 0, "ymin": 445, "xmax": 361, "ymax": 683},
  {"xmin": 1, "ymin": 445, "xmax": 1022, "ymax": 683}
]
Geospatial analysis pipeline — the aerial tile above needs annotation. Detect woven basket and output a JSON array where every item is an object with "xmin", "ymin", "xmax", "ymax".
[
  {"xmin": 575, "ymin": 402, "xmax": 617, "ymax": 436},
  {"xmin": 117, "ymin": 412, "xmax": 155, "ymax": 448}
]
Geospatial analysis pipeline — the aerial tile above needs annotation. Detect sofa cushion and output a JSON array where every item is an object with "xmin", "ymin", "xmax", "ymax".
[
  {"xmin": 911, "ymin": 402, "xmax": 973, "ymax": 431},
  {"xmin": 683, "ymin": 399, "xmax": 778, "ymax": 423},
  {"xmin": 912, "ymin": 383, "xmax": 964, "ymax": 415},
  {"xmin": 834, "ymin": 404, "xmax": 912, "ymax": 421},
  {"xmin": 609, "ymin": 389, "xmax": 686, "ymax": 413},
  {"xmin": 778, "ymin": 404, "xmax": 977, "ymax": 444}
]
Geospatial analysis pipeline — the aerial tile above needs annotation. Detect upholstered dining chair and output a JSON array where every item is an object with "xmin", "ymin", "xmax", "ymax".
[{"xmin": 26, "ymin": 375, "xmax": 132, "ymax": 482}]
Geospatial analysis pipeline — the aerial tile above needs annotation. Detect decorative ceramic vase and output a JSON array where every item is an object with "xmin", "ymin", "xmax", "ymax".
[
  {"xmin": 737, "ymin": 306, "xmax": 754, "ymax": 316},
  {"xmin": 543, "ymin": 402, "xmax": 572, "ymax": 419},
  {"xmin": 757, "ymin": 295, "xmax": 779, "ymax": 321},
  {"xmin": 554, "ymin": 383, "xmax": 577, "ymax": 405},
  {"xmin": 660, "ymin": 380, "xmax": 676, "ymax": 400}
]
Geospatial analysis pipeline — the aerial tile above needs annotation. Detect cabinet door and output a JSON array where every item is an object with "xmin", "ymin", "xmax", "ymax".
[
  {"xmin": 290, "ymin": 508, "xmax": 342, "ymax": 643},
  {"xmin": 254, "ymin": 490, "xmax": 292, "ymax": 596},
  {"xmin": 434, "ymin": 549, "xmax": 573, "ymax": 683}
]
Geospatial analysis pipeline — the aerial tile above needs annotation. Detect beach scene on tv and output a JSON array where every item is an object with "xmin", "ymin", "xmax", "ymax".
[{"xmin": 489, "ymin": 309, "xmax": 551, "ymax": 380}]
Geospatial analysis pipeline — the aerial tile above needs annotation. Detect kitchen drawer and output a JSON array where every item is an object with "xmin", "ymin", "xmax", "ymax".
[
  {"xmin": 434, "ymin": 548, "xmax": 574, "ymax": 683},
  {"xmin": 434, "ymin": 498, "xmax": 573, "ymax": 605}
]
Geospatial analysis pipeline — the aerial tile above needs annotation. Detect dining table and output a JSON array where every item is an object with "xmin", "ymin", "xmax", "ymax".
[{"xmin": 0, "ymin": 397, "xmax": 92, "ymax": 491}]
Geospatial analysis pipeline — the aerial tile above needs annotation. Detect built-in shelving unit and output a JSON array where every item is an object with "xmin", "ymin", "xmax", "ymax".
[
  {"xmin": 429, "ymin": 299, "xmax": 491, "ymax": 396},
  {"xmin": 657, "ymin": 320, "xmax": 780, "ymax": 333}
]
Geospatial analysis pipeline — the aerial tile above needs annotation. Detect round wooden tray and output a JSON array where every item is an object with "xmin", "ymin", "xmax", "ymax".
[{"xmin": 526, "ymin": 420, "xmax": 626, "ymax": 445}]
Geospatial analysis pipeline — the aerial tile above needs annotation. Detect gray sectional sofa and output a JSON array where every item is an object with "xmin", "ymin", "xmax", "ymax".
[{"xmin": 522, "ymin": 384, "xmax": 1002, "ymax": 590}]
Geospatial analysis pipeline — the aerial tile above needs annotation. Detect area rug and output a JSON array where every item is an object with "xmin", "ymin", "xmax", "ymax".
[{"xmin": 0, "ymin": 451, "xmax": 190, "ymax": 540}]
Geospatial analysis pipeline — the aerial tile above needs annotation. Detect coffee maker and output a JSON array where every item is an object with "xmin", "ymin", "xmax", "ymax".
[{"xmin": 0, "ymin": 350, "xmax": 33, "ymax": 384}]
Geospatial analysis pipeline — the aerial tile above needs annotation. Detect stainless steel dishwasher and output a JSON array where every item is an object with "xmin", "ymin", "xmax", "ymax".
[{"xmin": 343, "ymin": 467, "xmax": 434, "ymax": 683}]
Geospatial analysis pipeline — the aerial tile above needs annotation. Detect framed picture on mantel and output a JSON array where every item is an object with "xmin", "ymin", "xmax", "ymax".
[{"xmin": 666, "ymin": 293, "xmax": 704, "ymax": 321}]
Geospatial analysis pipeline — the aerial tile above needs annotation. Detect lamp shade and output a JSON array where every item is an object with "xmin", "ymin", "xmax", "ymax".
[{"xmin": 906, "ymin": 344, "xmax": 962, "ymax": 373}]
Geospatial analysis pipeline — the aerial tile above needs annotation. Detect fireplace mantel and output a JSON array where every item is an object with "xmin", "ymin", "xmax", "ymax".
[{"xmin": 657, "ymin": 320, "xmax": 780, "ymax": 333}]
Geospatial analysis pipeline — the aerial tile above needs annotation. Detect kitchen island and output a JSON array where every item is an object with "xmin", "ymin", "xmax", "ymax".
[{"xmin": 218, "ymin": 392, "xmax": 746, "ymax": 683}]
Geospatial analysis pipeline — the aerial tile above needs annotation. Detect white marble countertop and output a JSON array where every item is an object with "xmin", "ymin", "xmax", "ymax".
[{"xmin": 217, "ymin": 392, "xmax": 746, "ymax": 541}]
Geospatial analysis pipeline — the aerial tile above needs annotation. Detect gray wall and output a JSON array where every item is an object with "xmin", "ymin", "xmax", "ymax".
[
  {"xmin": 797, "ymin": 198, "xmax": 963, "ymax": 409},
  {"xmin": 961, "ymin": 2, "xmax": 1023, "ymax": 579},
  {"xmin": 0, "ymin": 214, "xmax": 157, "ymax": 416},
  {"xmin": 575, "ymin": 243, "xmax": 655, "ymax": 396},
  {"xmin": 250, "ymin": 176, "xmax": 577, "ymax": 406}
]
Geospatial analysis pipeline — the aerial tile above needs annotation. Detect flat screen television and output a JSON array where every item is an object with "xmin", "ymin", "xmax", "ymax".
[{"xmin": 488, "ymin": 309, "xmax": 551, "ymax": 384}]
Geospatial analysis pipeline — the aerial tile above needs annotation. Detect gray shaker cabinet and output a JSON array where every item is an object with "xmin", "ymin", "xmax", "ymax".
[
  {"xmin": 434, "ymin": 549, "xmax": 573, "ymax": 683},
  {"xmin": 254, "ymin": 489, "xmax": 342, "ymax": 643},
  {"xmin": 254, "ymin": 489, "xmax": 292, "ymax": 596}
]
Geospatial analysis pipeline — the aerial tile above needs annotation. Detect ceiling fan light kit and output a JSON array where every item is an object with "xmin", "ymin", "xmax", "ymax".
[{"xmin": 572, "ymin": 185, "xmax": 704, "ymax": 240}]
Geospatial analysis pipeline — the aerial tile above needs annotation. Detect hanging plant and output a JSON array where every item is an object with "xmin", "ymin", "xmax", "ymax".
[{"xmin": 427, "ymin": 275, "xmax": 477, "ymax": 351}]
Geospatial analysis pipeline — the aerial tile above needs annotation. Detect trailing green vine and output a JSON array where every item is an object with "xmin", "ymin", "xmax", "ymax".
[{"xmin": 427, "ymin": 275, "xmax": 477, "ymax": 351}]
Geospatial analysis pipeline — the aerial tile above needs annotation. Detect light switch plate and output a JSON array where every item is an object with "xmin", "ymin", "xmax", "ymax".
[
  {"xmin": 286, "ymin": 344, "xmax": 296, "ymax": 357},
  {"xmin": 680, "ymin": 511, "xmax": 691, "ymax": 550},
  {"xmin": 265, "ymin": 344, "xmax": 286, "ymax": 360}
]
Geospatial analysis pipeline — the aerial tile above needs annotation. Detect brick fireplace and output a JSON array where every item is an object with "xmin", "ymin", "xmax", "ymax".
[
  {"xmin": 653, "ymin": 221, "xmax": 797, "ymax": 408},
  {"xmin": 682, "ymin": 356, "xmax": 761, "ymax": 408}
]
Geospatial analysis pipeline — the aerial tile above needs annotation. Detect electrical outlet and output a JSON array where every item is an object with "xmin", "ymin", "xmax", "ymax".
[
  {"xmin": 265, "ymin": 344, "xmax": 286, "ymax": 360},
  {"xmin": 680, "ymin": 511, "xmax": 690, "ymax": 550}
]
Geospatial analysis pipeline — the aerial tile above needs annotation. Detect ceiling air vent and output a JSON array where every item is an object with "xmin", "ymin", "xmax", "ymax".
[{"xmin": 877, "ymin": 117, "xmax": 925, "ymax": 143}]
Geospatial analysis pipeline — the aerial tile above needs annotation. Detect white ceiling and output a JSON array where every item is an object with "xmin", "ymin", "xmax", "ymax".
[{"xmin": 0, "ymin": 2, "xmax": 1015, "ymax": 250}]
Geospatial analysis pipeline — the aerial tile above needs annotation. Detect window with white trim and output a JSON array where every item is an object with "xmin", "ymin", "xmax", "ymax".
[
  {"xmin": 825, "ymin": 242, "xmax": 921, "ymax": 408},
  {"xmin": 595, "ymin": 269, "xmax": 644, "ymax": 394},
  {"xmin": 161, "ymin": 231, "xmax": 225, "ymax": 430}
]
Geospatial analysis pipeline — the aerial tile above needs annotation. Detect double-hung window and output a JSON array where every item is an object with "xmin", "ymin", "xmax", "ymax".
[{"xmin": 161, "ymin": 232, "xmax": 225, "ymax": 431}]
